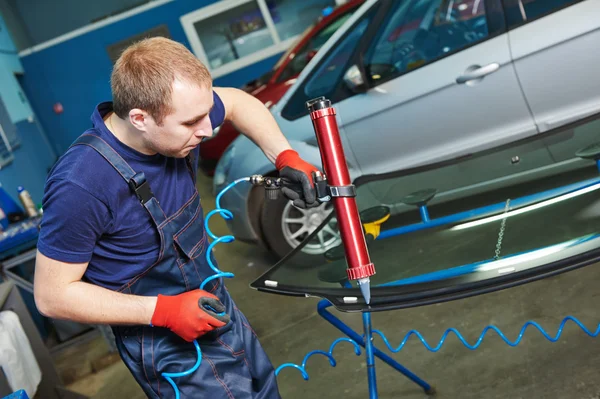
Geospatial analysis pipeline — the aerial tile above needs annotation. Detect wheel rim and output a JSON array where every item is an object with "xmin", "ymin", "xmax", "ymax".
[{"xmin": 281, "ymin": 201, "xmax": 341, "ymax": 255}]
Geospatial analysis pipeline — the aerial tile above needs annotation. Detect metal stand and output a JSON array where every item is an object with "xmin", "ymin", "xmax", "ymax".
[
  {"xmin": 310, "ymin": 297, "xmax": 600, "ymax": 397},
  {"xmin": 317, "ymin": 300, "xmax": 435, "ymax": 398}
]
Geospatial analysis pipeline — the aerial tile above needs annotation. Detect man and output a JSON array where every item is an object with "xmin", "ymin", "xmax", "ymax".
[{"xmin": 33, "ymin": 37, "xmax": 319, "ymax": 398}]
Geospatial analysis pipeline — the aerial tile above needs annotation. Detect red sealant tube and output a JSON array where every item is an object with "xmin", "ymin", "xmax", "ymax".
[{"xmin": 307, "ymin": 97, "xmax": 375, "ymax": 302}]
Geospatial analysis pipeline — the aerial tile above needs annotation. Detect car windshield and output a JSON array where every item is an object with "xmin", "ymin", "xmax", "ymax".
[{"xmin": 252, "ymin": 118, "xmax": 600, "ymax": 311}]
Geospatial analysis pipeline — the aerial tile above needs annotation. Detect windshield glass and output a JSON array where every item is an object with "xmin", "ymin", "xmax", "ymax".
[{"xmin": 252, "ymin": 117, "xmax": 600, "ymax": 311}]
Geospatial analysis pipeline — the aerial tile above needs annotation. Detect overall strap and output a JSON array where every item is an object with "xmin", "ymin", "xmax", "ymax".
[{"xmin": 71, "ymin": 134, "xmax": 167, "ymax": 225}]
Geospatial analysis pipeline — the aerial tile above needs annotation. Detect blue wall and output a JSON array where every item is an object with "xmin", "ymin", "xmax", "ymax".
[
  {"xmin": 0, "ymin": 13, "xmax": 56, "ymax": 206},
  {"xmin": 19, "ymin": 0, "xmax": 283, "ymax": 156},
  {"xmin": 8, "ymin": 0, "xmax": 153, "ymax": 46}
]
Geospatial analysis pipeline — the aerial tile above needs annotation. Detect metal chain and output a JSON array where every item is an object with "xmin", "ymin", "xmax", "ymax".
[{"xmin": 494, "ymin": 199, "xmax": 511, "ymax": 260}]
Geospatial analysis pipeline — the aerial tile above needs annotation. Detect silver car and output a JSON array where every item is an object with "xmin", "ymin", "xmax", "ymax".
[{"xmin": 213, "ymin": 0, "xmax": 600, "ymax": 260}]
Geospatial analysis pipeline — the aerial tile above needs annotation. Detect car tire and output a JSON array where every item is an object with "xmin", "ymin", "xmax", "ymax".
[{"xmin": 260, "ymin": 194, "xmax": 341, "ymax": 266}]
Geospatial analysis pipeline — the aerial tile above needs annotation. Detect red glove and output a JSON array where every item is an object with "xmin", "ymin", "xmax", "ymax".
[
  {"xmin": 276, "ymin": 149, "xmax": 321, "ymax": 208},
  {"xmin": 151, "ymin": 289, "xmax": 230, "ymax": 342}
]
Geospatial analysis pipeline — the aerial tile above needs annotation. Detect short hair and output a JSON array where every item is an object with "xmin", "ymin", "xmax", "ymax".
[{"xmin": 111, "ymin": 37, "xmax": 212, "ymax": 125}]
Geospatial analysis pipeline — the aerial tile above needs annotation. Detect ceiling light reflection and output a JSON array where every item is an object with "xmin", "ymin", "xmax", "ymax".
[{"xmin": 450, "ymin": 184, "xmax": 600, "ymax": 231}]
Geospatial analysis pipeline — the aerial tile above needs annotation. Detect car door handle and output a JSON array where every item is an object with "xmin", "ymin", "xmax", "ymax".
[{"xmin": 456, "ymin": 63, "xmax": 500, "ymax": 84}]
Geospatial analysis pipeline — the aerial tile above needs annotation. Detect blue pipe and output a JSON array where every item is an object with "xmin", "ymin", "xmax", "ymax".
[
  {"xmin": 419, "ymin": 205, "xmax": 430, "ymax": 223},
  {"xmin": 378, "ymin": 177, "xmax": 600, "ymax": 240},
  {"xmin": 378, "ymin": 258, "xmax": 490, "ymax": 287},
  {"xmin": 363, "ymin": 312, "xmax": 378, "ymax": 399},
  {"xmin": 317, "ymin": 300, "xmax": 432, "ymax": 393}
]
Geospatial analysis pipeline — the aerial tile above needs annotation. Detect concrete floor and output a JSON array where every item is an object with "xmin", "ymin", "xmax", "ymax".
[{"xmin": 54, "ymin": 173, "xmax": 600, "ymax": 399}]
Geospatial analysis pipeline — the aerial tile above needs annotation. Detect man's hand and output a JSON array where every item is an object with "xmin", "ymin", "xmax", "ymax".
[
  {"xmin": 214, "ymin": 88, "xmax": 321, "ymax": 207},
  {"xmin": 151, "ymin": 289, "xmax": 230, "ymax": 342},
  {"xmin": 276, "ymin": 149, "xmax": 321, "ymax": 208}
]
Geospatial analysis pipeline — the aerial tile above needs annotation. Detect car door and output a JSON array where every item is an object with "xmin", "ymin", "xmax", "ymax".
[
  {"xmin": 333, "ymin": 0, "xmax": 538, "ymax": 176},
  {"xmin": 506, "ymin": 0, "xmax": 600, "ymax": 134}
]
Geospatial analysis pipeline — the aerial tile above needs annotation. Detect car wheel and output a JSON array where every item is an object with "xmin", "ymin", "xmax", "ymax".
[{"xmin": 261, "ymin": 194, "xmax": 341, "ymax": 264}]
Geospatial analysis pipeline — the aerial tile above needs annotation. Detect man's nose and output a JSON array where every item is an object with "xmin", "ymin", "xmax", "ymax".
[
  {"xmin": 195, "ymin": 129, "xmax": 212, "ymax": 138},
  {"xmin": 195, "ymin": 121, "xmax": 213, "ymax": 138}
]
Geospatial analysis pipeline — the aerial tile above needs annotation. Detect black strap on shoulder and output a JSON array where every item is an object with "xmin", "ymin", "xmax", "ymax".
[
  {"xmin": 128, "ymin": 172, "xmax": 155, "ymax": 205},
  {"xmin": 71, "ymin": 134, "xmax": 156, "ymax": 204}
]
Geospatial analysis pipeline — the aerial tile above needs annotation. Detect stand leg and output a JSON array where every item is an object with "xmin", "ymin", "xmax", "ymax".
[
  {"xmin": 363, "ymin": 312, "xmax": 378, "ymax": 399},
  {"xmin": 419, "ymin": 205, "xmax": 430, "ymax": 223},
  {"xmin": 317, "ymin": 300, "xmax": 434, "ymax": 394}
]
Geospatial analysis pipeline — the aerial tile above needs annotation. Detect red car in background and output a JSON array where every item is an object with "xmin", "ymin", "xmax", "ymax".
[{"xmin": 199, "ymin": 0, "xmax": 365, "ymax": 175}]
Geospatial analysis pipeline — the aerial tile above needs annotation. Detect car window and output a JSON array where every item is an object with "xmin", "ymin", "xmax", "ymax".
[
  {"xmin": 281, "ymin": 4, "xmax": 379, "ymax": 121},
  {"xmin": 363, "ymin": 0, "xmax": 490, "ymax": 85},
  {"xmin": 276, "ymin": 11, "xmax": 356, "ymax": 83},
  {"xmin": 303, "ymin": 17, "xmax": 370, "ymax": 98},
  {"xmin": 503, "ymin": 0, "xmax": 585, "ymax": 27}
]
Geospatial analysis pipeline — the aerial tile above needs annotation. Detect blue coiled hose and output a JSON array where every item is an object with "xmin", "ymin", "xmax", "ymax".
[
  {"xmin": 281, "ymin": 315, "xmax": 600, "ymax": 380},
  {"xmin": 371, "ymin": 315, "xmax": 600, "ymax": 352},
  {"xmin": 275, "ymin": 338, "xmax": 362, "ymax": 379},
  {"xmin": 162, "ymin": 177, "xmax": 250, "ymax": 399}
]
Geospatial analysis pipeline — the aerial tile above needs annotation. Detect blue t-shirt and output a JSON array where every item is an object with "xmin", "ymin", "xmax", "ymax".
[{"xmin": 38, "ymin": 92, "xmax": 226, "ymax": 291}]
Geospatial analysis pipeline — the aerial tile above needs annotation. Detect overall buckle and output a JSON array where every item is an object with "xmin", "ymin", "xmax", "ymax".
[{"xmin": 128, "ymin": 172, "xmax": 154, "ymax": 204}]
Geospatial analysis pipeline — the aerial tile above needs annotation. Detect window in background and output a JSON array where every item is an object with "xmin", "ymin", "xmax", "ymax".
[
  {"xmin": 276, "ymin": 10, "xmax": 355, "ymax": 83},
  {"xmin": 268, "ymin": 0, "xmax": 337, "ymax": 42},
  {"xmin": 192, "ymin": 1, "xmax": 274, "ymax": 71},
  {"xmin": 181, "ymin": 0, "xmax": 337, "ymax": 79}
]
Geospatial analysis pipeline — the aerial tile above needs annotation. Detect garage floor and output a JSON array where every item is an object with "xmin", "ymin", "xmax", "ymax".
[{"xmin": 53, "ymin": 173, "xmax": 600, "ymax": 399}]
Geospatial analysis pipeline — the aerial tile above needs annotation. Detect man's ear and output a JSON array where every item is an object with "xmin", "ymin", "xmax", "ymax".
[{"xmin": 129, "ymin": 108, "xmax": 149, "ymax": 131}]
